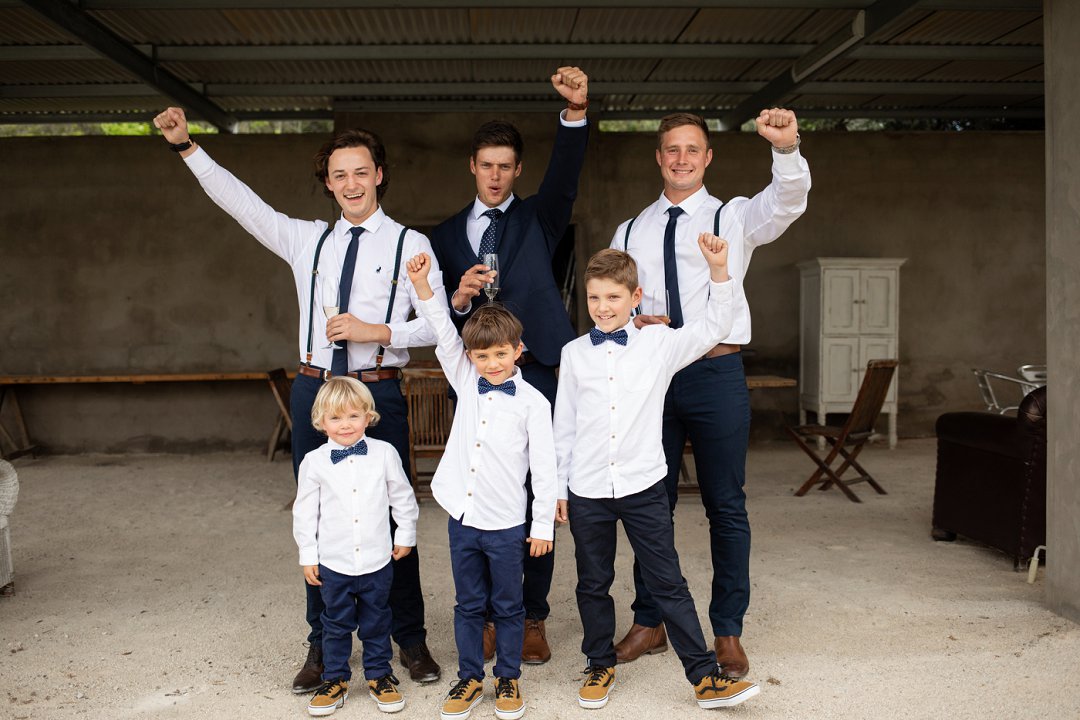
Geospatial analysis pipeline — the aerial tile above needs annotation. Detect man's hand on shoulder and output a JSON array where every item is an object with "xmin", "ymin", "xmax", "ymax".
[{"xmin": 756, "ymin": 107, "xmax": 799, "ymax": 149}]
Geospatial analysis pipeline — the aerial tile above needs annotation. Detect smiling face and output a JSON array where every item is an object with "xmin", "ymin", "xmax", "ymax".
[
  {"xmin": 471, "ymin": 146, "xmax": 522, "ymax": 208},
  {"xmin": 656, "ymin": 123, "xmax": 713, "ymax": 205},
  {"xmin": 325, "ymin": 146, "xmax": 383, "ymax": 225},
  {"xmin": 467, "ymin": 342, "xmax": 523, "ymax": 385},
  {"xmin": 321, "ymin": 403, "xmax": 371, "ymax": 447},
  {"xmin": 587, "ymin": 277, "xmax": 642, "ymax": 333}
]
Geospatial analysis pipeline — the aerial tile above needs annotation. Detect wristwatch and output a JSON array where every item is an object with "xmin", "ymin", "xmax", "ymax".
[{"xmin": 169, "ymin": 138, "xmax": 195, "ymax": 152}]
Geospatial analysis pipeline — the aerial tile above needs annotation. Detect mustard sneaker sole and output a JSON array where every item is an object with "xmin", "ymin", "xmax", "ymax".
[
  {"xmin": 697, "ymin": 681, "xmax": 759, "ymax": 709},
  {"xmin": 578, "ymin": 677, "xmax": 615, "ymax": 710},
  {"xmin": 308, "ymin": 690, "xmax": 348, "ymax": 716}
]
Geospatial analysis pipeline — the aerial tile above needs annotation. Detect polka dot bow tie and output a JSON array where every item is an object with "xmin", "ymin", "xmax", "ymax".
[
  {"xmin": 330, "ymin": 439, "xmax": 368, "ymax": 464},
  {"xmin": 590, "ymin": 328, "xmax": 628, "ymax": 346},
  {"xmin": 478, "ymin": 377, "xmax": 516, "ymax": 396}
]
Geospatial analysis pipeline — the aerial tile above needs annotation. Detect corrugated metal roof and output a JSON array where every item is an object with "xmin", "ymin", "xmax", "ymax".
[
  {"xmin": 680, "ymin": 8, "xmax": 814, "ymax": 44},
  {"xmin": 650, "ymin": 58, "xmax": 757, "ymax": 82},
  {"xmin": 825, "ymin": 59, "xmax": 948, "ymax": 83},
  {"xmin": 920, "ymin": 59, "xmax": 1043, "ymax": 82},
  {"xmin": 887, "ymin": 10, "xmax": 1043, "ymax": 46},
  {"xmin": 571, "ymin": 8, "xmax": 695, "ymax": 43},
  {"xmin": 0, "ymin": 60, "xmax": 136, "ymax": 85},
  {"xmin": 0, "ymin": 9, "xmax": 78, "ymax": 45}
]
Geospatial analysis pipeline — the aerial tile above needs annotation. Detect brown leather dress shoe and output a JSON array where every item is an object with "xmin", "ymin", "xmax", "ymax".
[
  {"xmin": 614, "ymin": 623, "xmax": 667, "ymax": 663},
  {"xmin": 714, "ymin": 635, "xmax": 750, "ymax": 679},
  {"xmin": 483, "ymin": 621, "xmax": 496, "ymax": 663},
  {"xmin": 521, "ymin": 618, "xmax": 552, "ymax": 664},
  {"xmin": 291, "ymin": 643, "xmax": 323, "ymax": 694},
  {"xmin": 398, "ymin": 641, "xmax": 442, "ymax": 684}
]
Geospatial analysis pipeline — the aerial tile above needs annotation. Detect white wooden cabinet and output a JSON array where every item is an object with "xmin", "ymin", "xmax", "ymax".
[{"xmin": 798, "ymin": 258, "xmax": 905, "ymax": 448}]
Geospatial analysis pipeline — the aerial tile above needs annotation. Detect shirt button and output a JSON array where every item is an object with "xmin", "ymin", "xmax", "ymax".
[
  {"xmin": 482, "ymin": 420, "xmax": 487, "ymax": 425},
  {"xmin": 609, "ymin": 376, "xmax": 613, "ymax": 381},
  {"xmin": 354, "ymin": 519, "xmax": 358, "ymax": 523},
  {"xmin": 611, "ymin": 434, "xmax": 615, "ymax": 439},
  {"xmin": 610, "ymin": 405, "xmax": 615, "ymax": 410},
  {"xmin": 475, "ymin": 442, "xmax": 481, "ymax": 448},
  {"xmin": 467, "ymin": 492, "xmax": 472, "ymax": 497},
  {"xmin": 471, "ymin": 468, "xmax": 476, "ymax": 473}
]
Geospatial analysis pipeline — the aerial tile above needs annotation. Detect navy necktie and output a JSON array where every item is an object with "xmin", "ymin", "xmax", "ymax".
[
  {"xmin": 663, "ymin": 206, "xmax": 685, "ymax": 329},
  {"xmin": 331, "ymin": 226, "xmax": 364, "ymax": 376},
  {"xmin": 477, "ymin": 208, "xmax": 503, "ymax": 260},
  {"xmin": 478, "ymin": 376, "xmax": 516, "ymax": 396},
  {"xmin": 590, "ymin": 328, "xmax": 628, "ymax": 346},
  {"xmin": 330, "ymin": 439, "xmax": 368, "ymax": 464}
]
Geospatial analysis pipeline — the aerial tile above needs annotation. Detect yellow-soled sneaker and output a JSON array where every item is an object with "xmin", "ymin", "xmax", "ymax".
[
  {"xmin": 307, "ymin": 679, "xmax": 348, "ymax": 717},
  {"xmin": 578, "ymin": 665, "xmax": 615, "ymax": 709},
  {"xmin": 367, "ymin": 674, "xmax": 405, "ymax": 713},
  {"xmin": 693, "ymin": 668, "xmax": 760, "ymax": 709},
  {"xmin": 440, "ymin": 677, "xmax": 484, "ymax": 720},
  {"xmin": 494, "ymin": 677, "xmax": 525, "ymax": 720}
]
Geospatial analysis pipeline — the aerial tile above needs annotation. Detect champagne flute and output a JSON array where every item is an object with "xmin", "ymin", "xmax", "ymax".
[
  {"xmin": 322, "ymin": 275, "xmax": 342, "ymax": 349},
  {"xmin": 482, "ymin": 253, "xmax": 500, "ymax": 301}
]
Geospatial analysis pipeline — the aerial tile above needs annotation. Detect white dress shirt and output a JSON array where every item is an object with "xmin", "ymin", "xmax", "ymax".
[
  {"xmin": 293, "ymin": 436, "xmax": 419, "ymax": 576},
  {"xmin": 553, "ymin": 279, "xmax": 735, "ymax": 500},
  {"xmin": 183, "ymin": 146, "xmax": 446, "ymax": 370},
  {"xmin": 466, "ymin": 194, "xmax": 517, "ymax": 258},
  {"xmin": 416, "ymin": 297, "xmax": 557, "ymax": 541},
  {"xmin": 611, "ymin": 149, "xmax": 810, "ymax": 345}
]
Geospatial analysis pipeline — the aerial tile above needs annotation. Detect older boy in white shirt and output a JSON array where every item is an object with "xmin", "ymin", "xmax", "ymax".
[
  {"xmin": 407, "ymin": 253, "xmax": 558, "ymax": 720},
  {"xmin": 293, "ymin": 377, "xmax": 420, "ymax": 717},
  {"xmin": 553, "ymin": 240, "xmax": 759, "ymax": 711}
]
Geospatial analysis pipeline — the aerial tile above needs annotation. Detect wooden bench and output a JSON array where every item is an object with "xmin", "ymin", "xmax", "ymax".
[{"xmin": 0, "ymin": 372, "xmax": 293, "ymax": 461}]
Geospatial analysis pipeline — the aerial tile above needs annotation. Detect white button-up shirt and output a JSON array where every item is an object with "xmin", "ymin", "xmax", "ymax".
[
  {"xmin": 184, "ymin": 146, "xmax": 446, "ymax": 370},
  {"xmin": 611, "ymin": 149, "xmax": 810, "ymax": 345},
  {"xmin": 416, "ymin": 297, "xmax": 557, "ymax": 541},
  {"xmin": 553, "ymin": 279, "xmax": 735, "ymax": 500},
  {"xmin": 293, "ymin": 436, "xmax": 419, "ymax": 576}
]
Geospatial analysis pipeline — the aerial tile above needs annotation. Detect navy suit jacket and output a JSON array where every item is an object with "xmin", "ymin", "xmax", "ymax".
[{"xmin": 430, "ymin": 120, "xmax": 588, "ymax": 367}]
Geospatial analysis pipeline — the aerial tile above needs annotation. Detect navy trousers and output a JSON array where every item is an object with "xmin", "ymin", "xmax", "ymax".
[
  {"xmin": 448, "ymin": 517, "xmax": 526, "ymax": 681},
  {"xmin": 569, "ymin": 482, "xmax": 716, "ymax": 685},
  {"xmin": 291, "ymin": 373, "xmax": 428, "ymax": 649},
  {"xmin": 630, "ymin": 352, "xmax": 752, "ymax": 637},
  {"xmin": 318, "ymin": 562, "xmax": 394, "ymax": 682}
]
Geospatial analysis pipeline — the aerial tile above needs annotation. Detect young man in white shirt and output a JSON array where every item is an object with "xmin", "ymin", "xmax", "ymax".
[
  {"xmin": 610, "ymin": 110, "xmax": 810, "ymax": 678},
  {"xmin": 293, "ymin": 377, "xmax": 420, "ymax": 717},
  {"xmin": 553, "ymin": 243, "xmax": 758, "ymax": 711},
  {"xmin": 406, "ymin": 252, "xmax": 558, "ymax": 720}
]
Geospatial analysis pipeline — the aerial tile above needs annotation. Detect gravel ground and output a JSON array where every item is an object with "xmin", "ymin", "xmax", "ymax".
[{"xmin": 3, "ymin": 439, "xmax": 1078, "ymax": 720}]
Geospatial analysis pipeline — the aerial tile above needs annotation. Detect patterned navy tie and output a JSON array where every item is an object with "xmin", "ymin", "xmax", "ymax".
[
  {"xmin": 330, "ymin": 439, "xmax": 368, "ymax": 464},
  {"xmin": 663, "ymin": 206, "xmax": 685, "ymax": 329},
  {"xmin": 477, "ymin": 208, "xmax": 503, "ymax": 260},
  {"xmin": 589, "ymin": 328, "xmax": 629, "ymax": 346},
  {"xmin": 477, "ymin": 377, "xmax": 516, "ymax": 396},
  {"xmin": 331, "ymin": 226, "xmax": 364, "ymax": 377}
]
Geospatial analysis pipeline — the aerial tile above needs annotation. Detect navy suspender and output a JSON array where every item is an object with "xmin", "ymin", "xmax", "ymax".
[
  {"xmin": 622, "ymin": 204, "xmax": 726, "ymax": 251},
  {"xmin": 304, "ymin": 226, "xmax": 335, "ymax": 365}
]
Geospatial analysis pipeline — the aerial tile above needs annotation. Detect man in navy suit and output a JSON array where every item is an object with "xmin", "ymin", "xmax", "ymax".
[{"xmin": 430, "ymin": 66, "xmax": 589, "ymax": 665}]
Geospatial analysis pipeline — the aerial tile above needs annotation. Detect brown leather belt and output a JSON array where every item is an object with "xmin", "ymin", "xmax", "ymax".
[
  {"xmin": 297, "ymin": 364, "xmax": 403, "ymax": 383},
  {"xmin": 515, "ymin": 351, "xmax": 537, "ymax": 367},
  {"xmin": 702, "ymin": 343, "xmax": 741, "ymax": 360}
]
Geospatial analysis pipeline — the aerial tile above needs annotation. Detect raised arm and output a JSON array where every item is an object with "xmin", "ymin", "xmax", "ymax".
[
  {"xmin": 408, "ymin": 253, "xmax": 474, "ymax": 392},
  {"xmin": 534, "ymin": 67, "xmax": 590, "ymax": 255},
  {"xmin": 664, "ymin": 234, "xmax": 736, "ymax": 369}
]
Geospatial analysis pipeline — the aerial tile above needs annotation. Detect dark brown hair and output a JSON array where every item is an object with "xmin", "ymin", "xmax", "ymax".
[
  {"xmin": 585, "ymin": 249, "xmax": 639, "ymax": 293},
  {"xmin": 471, "ymin": 120, "xmax": 524, "ymax": 164},
  {"xmin": 314, "ymin": 128, "xmax": 389, "ymax": 199},
  {"xmin": 657, "ymin": 112, "xmax": 710, "ymax": 149},
  {"xmin": 462, "ymin": 304, "xmax": 523, "ymax": 351}
]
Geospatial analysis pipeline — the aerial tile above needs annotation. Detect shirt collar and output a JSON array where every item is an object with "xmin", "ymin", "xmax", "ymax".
[
  {"xmin": 656, "ymin": 185, "xmax": 710, "ymax": 218},
  {"xmin": 326, "ymin": 435, "xmax": 368, "ymax": 452},
  {"xmin": 334, "ymin": 206, "xmax": 386, "ymax": 237},
  {"xmin": 591, "ymin": 318, "xmax": 638, "ymax": 341},
  {"xmin": 470, "ymin": 194, "xmax": 516, "ymax": 221}
]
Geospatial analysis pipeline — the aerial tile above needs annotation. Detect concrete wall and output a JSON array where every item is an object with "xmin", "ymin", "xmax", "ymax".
[
  {"xmin": 1045, "ymin": 0, "xmax": 1080, "ymax": 623},
  {"xmin": 0, "ymin": 124, "xmax": 1045, "ymax": 453}
]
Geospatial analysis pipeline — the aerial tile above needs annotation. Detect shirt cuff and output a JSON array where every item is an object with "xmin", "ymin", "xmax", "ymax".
[
  {"xmin": 451, "ymin": 296, "xmax": 473, "ymax": 316},
  {"xmin": 710, "ymin": 278, "xmax": 735, "ymax": 302},
  {"xmin": 182, "ymin": 145, "xmax": 214, "ymax": 175},
  {"xmin": 771, "ymin": 146, "xmax": 806, "ymax": 173},
  {"xmin": 529, "ymin": 520, "xmax": 554, "ymax": 542},
  {"xmin": 387, "ymin": 322, "xmax": 408, "ymax": 348},
  {"xmin": 298, "ymin": 548, "xmax": 319, "ymax": 566},
  {"xmin": 393, "ymin": 527, "xmax": 417, "ymax": 548},
  {"xmin": 559, "ymin": 109, "xmax": 588, "ymax": 128}
]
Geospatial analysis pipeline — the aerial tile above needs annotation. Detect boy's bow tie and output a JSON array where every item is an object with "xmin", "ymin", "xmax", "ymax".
[
  {"xmin": 330, "ymin": 440, "xmax": 368, "ymax": 463},
  {"xmin": 478, "ymin": 377, "xmax": 516, "ymax": 396},
  {"xmin": 590, "ymin": 328, "xmax": 628, "ymax": 346}
]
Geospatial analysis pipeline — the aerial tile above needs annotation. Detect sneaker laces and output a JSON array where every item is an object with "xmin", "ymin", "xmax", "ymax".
[
  {"xmin": 704, "ymin": 668, "xmax": 735, "ymax": 688},
  {"xmin": 447, "ymin": 678, "xmax": 476, "ymax": 699},
  {"xmin": 315, "ymin": 679, "xmax": 341, "ymax": 695},
  {"xmin": 372, "ymin": 675, "xmax": 399, "ymax": 694},
  {"xmin": 495, "ymin": 677, "xmax": 516, "ymax": 698},
  {"xmin": 582, "ymin": 665, "xmax": 609, "ymax": 686}
]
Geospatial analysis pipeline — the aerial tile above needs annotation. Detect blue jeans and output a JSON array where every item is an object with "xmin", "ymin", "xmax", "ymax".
[
  {"xmin": 631, "ymin": 352, "xmax": 752, "ymax": 637},
  {"xmin": 318, "ymin": 562, "xmax": 393, "ymax": 682},
  {"xmin": 448, "ymin": 516, "xmax": 526, "ymax": 681},
  {"xmin": 291, "ymin": 373, "xmax": 427, "ymax": 649}
]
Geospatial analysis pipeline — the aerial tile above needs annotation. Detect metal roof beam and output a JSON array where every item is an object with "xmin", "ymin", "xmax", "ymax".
[
  {"xmin": 15, "ymin": 0, "xmax": 238, "ymax": 132},
  {"xmin": 0, "ymin": 1, "xmax": 1045, "ymax": 9}
]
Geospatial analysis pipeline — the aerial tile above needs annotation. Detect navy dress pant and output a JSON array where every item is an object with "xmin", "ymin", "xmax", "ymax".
[
  {"xmin": 318, "ymin": 562, "xmax": 394, "ymax": 682},
  {"xmin": 291, "ymin": 373, "xmax": 428, "ymax": 649},
  {"xmin": 630, "ymin": 352, "xmax": 752, "ymax": 637},
  {"xmin": 569, "ymin": 482, "xmax": 716, "ymax": 684}
]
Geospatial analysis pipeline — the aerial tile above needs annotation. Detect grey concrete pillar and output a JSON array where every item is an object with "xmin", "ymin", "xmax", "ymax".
[{"xmin": 1045, "ymin": 0, "xmax": 1080, "ymax": 622}]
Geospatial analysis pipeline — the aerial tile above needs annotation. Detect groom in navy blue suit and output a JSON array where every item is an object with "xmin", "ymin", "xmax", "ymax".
[{"xmin": 430, "ymin": 66, "xmax": 589, "ymax": 665}]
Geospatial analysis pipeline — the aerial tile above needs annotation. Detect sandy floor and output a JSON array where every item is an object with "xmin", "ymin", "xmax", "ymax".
[{"xmin": 2, "ymin": 439, "xmax": 1078, "ymax": 720}]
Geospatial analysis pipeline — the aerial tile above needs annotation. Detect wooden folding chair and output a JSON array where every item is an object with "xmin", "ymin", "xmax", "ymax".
[
  {"xmin": 787, "ymin": 359, "xmax": 898, "ymax": 503},
  {"xmin": 265, "ymin": 368, "xmax": 293, "ymax": 462},
  {"xmin": 403, "ymin": 372, "xmax": 454, "ymax": 498}
]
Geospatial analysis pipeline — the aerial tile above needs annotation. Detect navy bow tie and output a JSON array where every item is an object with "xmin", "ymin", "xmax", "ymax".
[
  {"xmin": 478, "ymin": 377, "xmax": 516, "ymax": 396},
  {"xmin": 590, "ymin": 328, "xmax": 629, "ymax": 346},
  {"xmin": 330, "ymin": 440, "xmax": 368, "ymax": 464}
]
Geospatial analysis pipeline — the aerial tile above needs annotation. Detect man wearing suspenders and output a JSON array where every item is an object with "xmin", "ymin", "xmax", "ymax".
[
  {"xmin": 610, "ymin": 109, "xmax": 811, "ymax": 679},
  {"xmin": 153, "ymin": 108, "xmax": 445, "ymax": 692}
]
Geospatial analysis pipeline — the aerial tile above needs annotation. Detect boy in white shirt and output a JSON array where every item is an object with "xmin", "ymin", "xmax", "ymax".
[
  {"xmin": 553, "ymin": 240, "xmax": 759, "ymax": 711},
  {"xmin": 406, "ymin": 252, "xmax": 558, "ymax": 720},
  {"xmin": 293, "ymin": 377, "xmax": 420, "ymax": 717}
]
